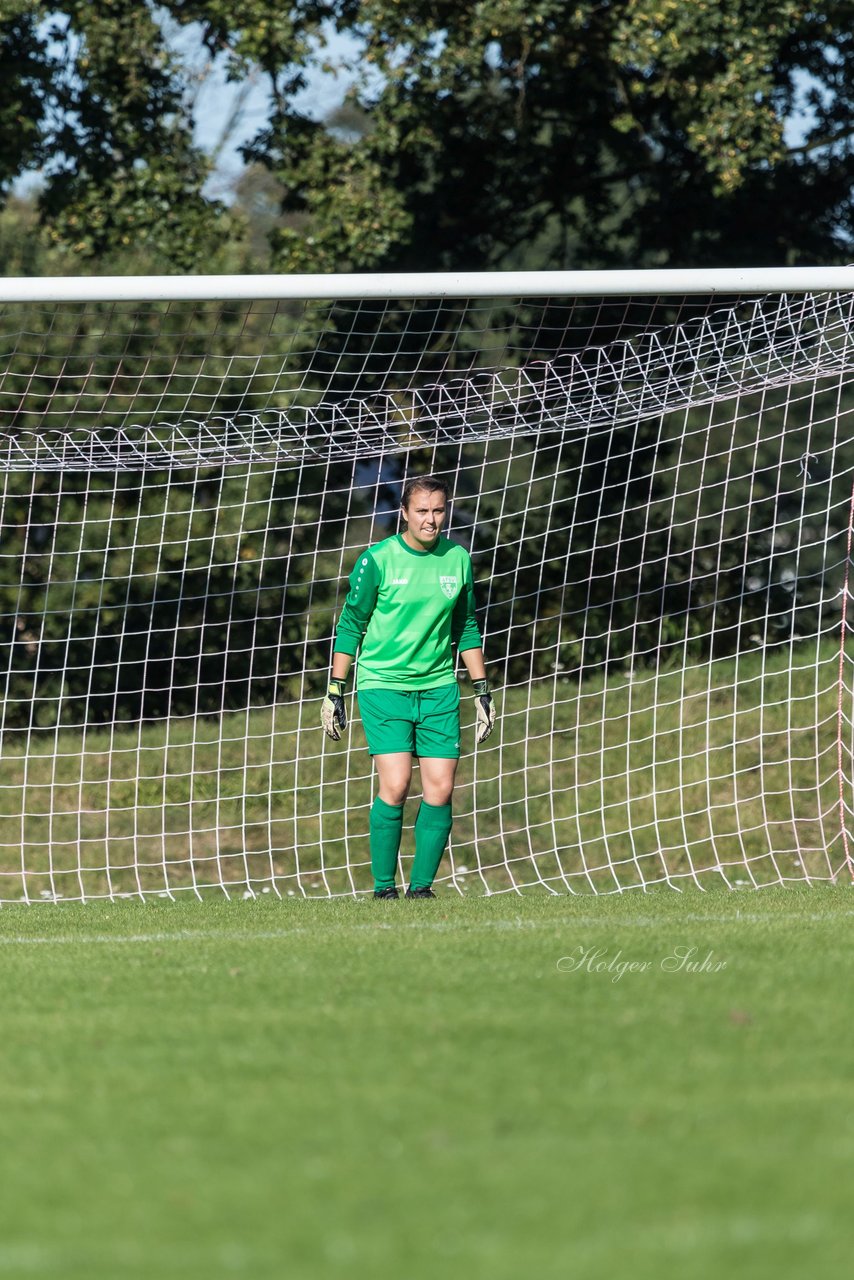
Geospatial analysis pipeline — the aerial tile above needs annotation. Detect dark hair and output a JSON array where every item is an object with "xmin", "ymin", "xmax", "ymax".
[{"xmin": 400, "ymin": 475, "xmax": 450, "ymax": 509}]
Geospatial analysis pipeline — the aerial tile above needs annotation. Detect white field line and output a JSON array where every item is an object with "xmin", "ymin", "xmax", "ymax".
[{"xmin": 2, "ymin": 907, "xmax": 854, "ymax": 946}]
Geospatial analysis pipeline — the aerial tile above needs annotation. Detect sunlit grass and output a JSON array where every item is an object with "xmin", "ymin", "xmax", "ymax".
[
  {"xmin": 0, "ymin": 889, "xmax": 852, "ymax": 1279},
  {"xmin": 0, "ymin": 640, "xmax": 847, "ymax": 899}
]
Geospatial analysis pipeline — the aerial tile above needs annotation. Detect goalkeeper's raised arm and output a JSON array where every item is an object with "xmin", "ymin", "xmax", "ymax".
[{"xmin": 321, "ymin": 474, "xmax": 495, "ymax": 899}]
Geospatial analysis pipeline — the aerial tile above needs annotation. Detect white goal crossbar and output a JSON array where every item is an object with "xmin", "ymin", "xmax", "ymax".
[{"xmin": 2, "ymin": 267, "xmax": 854, "ymax": 304}]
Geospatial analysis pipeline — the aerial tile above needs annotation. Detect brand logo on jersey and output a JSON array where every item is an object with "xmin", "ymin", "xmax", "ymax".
[
  {"xmin": 392, "ymin": 578, "xmax": 409, "ymax": 585},
  {"xmin": 439, "ymin": 575, "xmax": 458, "ymax": 599}
]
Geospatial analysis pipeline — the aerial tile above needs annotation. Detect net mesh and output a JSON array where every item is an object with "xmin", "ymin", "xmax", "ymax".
[{"xmin": 0, "ymin": 286, "xmax": 852, "ymax": 900}]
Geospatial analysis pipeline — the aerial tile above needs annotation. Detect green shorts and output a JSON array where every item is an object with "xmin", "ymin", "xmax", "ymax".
[{"xmin": 357, "ymin": 684, "xmax": 461, "ymax": 759}]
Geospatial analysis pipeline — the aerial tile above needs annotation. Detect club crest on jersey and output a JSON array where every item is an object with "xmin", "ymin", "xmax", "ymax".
[{"xmin": 439, "ymin": 575, "xmax": 458, "ymax": 599}]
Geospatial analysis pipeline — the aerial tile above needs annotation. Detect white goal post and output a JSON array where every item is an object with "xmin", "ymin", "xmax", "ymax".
[
  {"xmin": 3, "ymin": 266, "xmax": 854, "ymax": 302},
  {"xmin": 1, "ymin": 266, "xmax": 853, "ymax": 902}
]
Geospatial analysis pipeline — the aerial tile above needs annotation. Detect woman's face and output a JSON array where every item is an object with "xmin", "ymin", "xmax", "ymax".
[{"xmin": 401, "ymin": 487, "xmax": 447, "ymax": 548}]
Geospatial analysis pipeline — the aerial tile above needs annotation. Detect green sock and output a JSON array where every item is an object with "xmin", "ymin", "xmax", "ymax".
[
  {"xmin": 370, "ymin": 796, "xmax": 404, "ymax": 891},
  {"xmin": 410, "ymin": 800, "xmax": 453, "ymax": 891}
]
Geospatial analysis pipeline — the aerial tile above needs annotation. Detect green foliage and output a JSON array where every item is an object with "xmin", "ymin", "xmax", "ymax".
[
  {"xmin": 162, "ymin": 0, "xmax": 854, "ymax": 272},
  {"xmin": 43, "ymin": 136, "xmax": 230, "ymax": 268},
  {"xmin": 0, "ymin": 451, "xmax": 354, "ymax": 729},
  {"xmin": 2, "ymin": 4, "xmax": 854, "ymax": 731},
  {"xmin": 611, "ymin": 0, "xmax": 798, "ymax": 193},
  {"xmin": 0, "ymin": 1, "xmax": 231, "ymax": 265},
  {"xmin": 3, "ymin": 2, "xmax": 854, "ymax": 269},
  {"xmin": 0, "ymin": 4, "xmax": 53, "ymax": 192}
]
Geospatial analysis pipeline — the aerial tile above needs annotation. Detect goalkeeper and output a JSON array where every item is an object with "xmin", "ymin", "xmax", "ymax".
[{"xmin": 321, "ymin": 475, "xmax": 495, "ymax": 899}]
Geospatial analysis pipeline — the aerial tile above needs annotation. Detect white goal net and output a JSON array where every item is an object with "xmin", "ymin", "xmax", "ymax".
[{"xmin": 1, "ymin": 269, "xmax": 853, "ymax": 901}]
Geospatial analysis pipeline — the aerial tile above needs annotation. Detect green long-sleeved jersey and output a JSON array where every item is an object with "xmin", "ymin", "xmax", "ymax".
[{"xmin": 333, "ymin": 533, "xmax": 483, "ymax": 690}]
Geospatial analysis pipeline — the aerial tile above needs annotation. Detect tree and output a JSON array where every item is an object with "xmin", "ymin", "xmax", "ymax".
[
  {"xmin": 3, "ymin": 2, "xmax": 854, "ymax": 713},
  {"xmin": 5, "ymin": 3, "xmax": 854, "ymax": 272},
  {"xmin": 191, "ymin": 0, "xmax": 852, "ymax": 680},
  {"xmin": 170, "ymin": 0, "xmax": 854, "ymax": 272},
  {"xmin": 0, "ymin": 5, "xmax": 53, "ymax": 194},
  {"xmin": 0, "ymin": 0, "xmax": 232, "ymax": 267}
]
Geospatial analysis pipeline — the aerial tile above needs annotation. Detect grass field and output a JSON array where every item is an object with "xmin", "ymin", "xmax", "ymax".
[
  {"xmin": 0, "ymin": 640, "xmax": 848, "ymax": 899},
  {"xmin": 1, "ymin": 887, "xmax": 853, "ymax": 1279}
]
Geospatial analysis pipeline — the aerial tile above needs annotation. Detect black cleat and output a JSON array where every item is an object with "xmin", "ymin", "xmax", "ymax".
[
  {"xmin": 405, "ymin": 886, "xmax": 437, "ymax": 899},
  {"xmin": 373, "ymin": 886, "xmax": 400, "ymax": 899}
]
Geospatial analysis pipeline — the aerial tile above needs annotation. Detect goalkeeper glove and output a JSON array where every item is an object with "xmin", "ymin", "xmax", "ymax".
[
  {"xmin": 472, "ymin": 679, "xmax": 496, "ymax": 745},
  {"xmin": 321, "ymin": 678, "xmax": 348, "ymax": 741}
]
